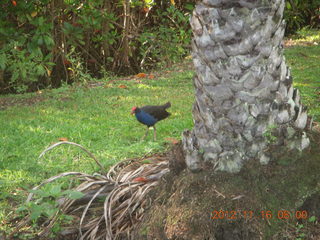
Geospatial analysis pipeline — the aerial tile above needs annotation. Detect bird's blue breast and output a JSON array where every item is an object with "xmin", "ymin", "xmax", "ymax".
[{"xmin": 135, "ymin": 111, "xmax": 157, "ymax": 126}]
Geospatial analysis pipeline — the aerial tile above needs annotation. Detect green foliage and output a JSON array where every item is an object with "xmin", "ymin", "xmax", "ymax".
[
  {"xmin": 263, "ymin": 124, "xmax": 278, "ymax": 144},
  {"xmin": 17, "ymin": 184, "xmax": 84, "ymax": 222},
  {"xmin": 0, "ymin": 41, "xmax": 51, "ymax": 92},
  {"xmin": 293, "ymin": 215, "xmax": 317, "ymax": 240},
  {"xmin": 308, "ymin": 215, "xmax": 317, "ymax": 223},
  {"xmin": 284, "ymin": 0, "xmax": 320, "ymax": 34},
  {"xmin": 14, "ymin": 183, "xmax": 81, "ymax": 237},
  {"xmin": 138, "ymin": 6, "xmax": 192, "ymax": 69},
  {"xmin": 0, "ymin": 0, "xmax": 318, "ymax": 92},
  {"xmin": 0, "ymin": 0, "xmax": 194, "ymax": 93},
  {"xmin": 0, "ymin": 1, "xmax": 53, "ymax": 93}
]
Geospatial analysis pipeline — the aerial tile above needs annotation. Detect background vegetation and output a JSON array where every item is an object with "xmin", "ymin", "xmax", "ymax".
[{"xmin": 1, "ymin": 0, "xmax": 319, "ymax": 93}]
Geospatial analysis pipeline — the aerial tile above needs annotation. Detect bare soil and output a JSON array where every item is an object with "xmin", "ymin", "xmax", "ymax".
[
  {"xmin": 133, "ymin": 132, "xmax": 320, "ymax": 240},
  {"xmin": 0, "ymin": 94, "xmax": 46, "ymax": 110}
]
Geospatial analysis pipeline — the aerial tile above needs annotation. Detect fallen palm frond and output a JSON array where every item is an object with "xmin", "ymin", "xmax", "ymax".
[
  {"xmin": 13, "ymin": 142, "xmax": 170, "ymax": 240},
  {"xmin": 38, "ymin": 141, "xmax": 106, "ymax": 174}
]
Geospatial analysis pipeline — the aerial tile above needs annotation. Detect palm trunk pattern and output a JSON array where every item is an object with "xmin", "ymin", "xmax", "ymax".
[{"xmin": 183, "ymin": 0, "xmax": 312, "ymax": 173}]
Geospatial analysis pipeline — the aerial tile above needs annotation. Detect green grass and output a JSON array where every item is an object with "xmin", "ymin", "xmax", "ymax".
[
  {"xmin": 286, "ymin": 45, "xmax": 320, "ymax": 121},
  {"xmin": 0, "ymin": 32, "xmax": 320, "ymax": 231},
  {"xmin": 289, "ymin": 27, "xmax": 320, "ymax": 43},
  {"xmin": 0, "ymin": 69, "xmax": 195, "ymax": 227}
]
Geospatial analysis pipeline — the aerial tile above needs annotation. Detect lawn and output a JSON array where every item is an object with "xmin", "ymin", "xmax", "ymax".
[
  {"xmin": 0, "ymin": 66, "xmax": 195, "ymax": 227},
  {"xmin": 285, "ymin": 45, "xmax": 320, "ymax": 121},
  {"xmin": 0, "ymin": 34, "xmax": 319, "ymax": 231}
]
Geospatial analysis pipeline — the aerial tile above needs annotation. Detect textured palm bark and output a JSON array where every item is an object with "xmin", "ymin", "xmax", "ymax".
[{"xmin": 183, "ymin": 0, "xmax": 312, "ymax": 172}]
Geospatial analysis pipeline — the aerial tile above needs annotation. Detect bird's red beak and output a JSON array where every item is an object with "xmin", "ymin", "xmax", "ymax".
[{"xmin": 131, "ymin": 106, "xmax": 137, "ymax": 115}]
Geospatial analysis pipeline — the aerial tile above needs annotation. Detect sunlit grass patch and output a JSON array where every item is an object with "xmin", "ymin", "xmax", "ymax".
[{"xmin": 285, "ymin": 44, "xmax": 320, "ymax": 121}]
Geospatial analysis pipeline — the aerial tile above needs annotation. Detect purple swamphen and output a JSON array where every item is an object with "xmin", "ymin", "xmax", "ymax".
[{"xmin": 131, "ymin": 102, "xmax": 171, "ymax": 140}]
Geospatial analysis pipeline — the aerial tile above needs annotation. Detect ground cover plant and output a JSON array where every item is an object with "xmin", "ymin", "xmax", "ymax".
[{"xmin": 0, "ymin": 31, "xmax": 320, "ymax": 237}]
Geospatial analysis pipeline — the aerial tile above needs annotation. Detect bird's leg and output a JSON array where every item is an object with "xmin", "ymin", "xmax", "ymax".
[
  {"xmin": 142, "ymin": 127, "xmax": 149, "ymax": 140},
  {"xmin": 153, "ymin": 126, "xmax": 157, "ymax": 141}
]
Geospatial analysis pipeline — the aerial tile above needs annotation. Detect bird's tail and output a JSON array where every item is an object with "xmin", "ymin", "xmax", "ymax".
[{"xmin": 163, "ymin": 102, "xmax": 171, "ymax": 109}]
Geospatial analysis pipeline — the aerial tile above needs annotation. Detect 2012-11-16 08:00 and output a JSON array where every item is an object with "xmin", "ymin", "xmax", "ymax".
[{"xmin": 211, "ymin": 210, "xmax": 308, "ymax": 220}]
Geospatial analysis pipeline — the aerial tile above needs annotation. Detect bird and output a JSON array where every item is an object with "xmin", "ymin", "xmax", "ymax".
[{"xmin": 131, "ymin": 102, "xmax": 171, "ymax": 141}]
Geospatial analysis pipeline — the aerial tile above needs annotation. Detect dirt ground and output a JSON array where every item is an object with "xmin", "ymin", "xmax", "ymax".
[{"xmin": 132, "ymin": 132, "xmax": 320, "ymax": 240}]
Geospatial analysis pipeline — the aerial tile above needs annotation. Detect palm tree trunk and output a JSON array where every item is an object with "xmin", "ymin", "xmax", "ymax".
[{"xmin": 183, "ymin": 0, "xmax": 312, "ymax": 173}]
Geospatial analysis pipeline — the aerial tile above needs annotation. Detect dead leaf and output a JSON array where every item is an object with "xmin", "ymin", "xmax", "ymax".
[
  {"xmin": 31, "ymin": 11, "xmax": 37, "ymax": 17},
  {"xmin": 118, "ymin": 84, "xmax": 128, "ymax": 89},
  {"xmin": 165, "ymin": 137, "xmax": 180, "ymax": 145},
  {"xmin": 58, "ymin": 138, "xmax": 68, "ymax": 142},
  {"xmin": 63, "ymin": 59, "xmax": 71, "ymax": 65},
  {"xmin": 133, "ymin": 177, "xmax": 148, "ymax": 182},
  {"xmin": 136, "ymin": 73, "xmax": 147, "ymax": 78},
  {"xmin": 142, "ymin": 7, "xmax": 150, "ymax": 13},
  {"xmin": 148, "ymin": 74, "xmax": 155, "ymax": 79}
]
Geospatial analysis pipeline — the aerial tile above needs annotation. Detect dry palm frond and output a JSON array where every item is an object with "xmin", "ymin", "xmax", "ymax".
[
  {"xmin": 14, "ymin": 142, "xmax": 170, "ymax": 239},
  {"xmin": 38, "ymin": 141, "xmax": 106, "ymax": 173}
]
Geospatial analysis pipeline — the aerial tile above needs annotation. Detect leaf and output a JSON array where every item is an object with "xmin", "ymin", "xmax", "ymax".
[
  {"xmin": 136, "ymin": 73, "xmax": 147, "ymax": 78},
  {"xmin": 44, "ymin": 207, "xmax": 57, "ymax": 217},
  {"xmin": 308, "ymin": 216, "xmax": 316, "ymax": 222},
  {"xmin": 49, "ymin": 184, "xmax": 62, "ymax": 196},
  {"xmin": 63, "ymin": 59, "xmax": 71, "ymax": 65},
  {"xmin": 58, "ymin": 137, "xmax": 68, "ymax": 142},
  {"xmin": 46, "ymin": 68, "xmax": 52, "ymax": 77},
  {"xmin": 37, "ymin": 36, "xmax": 43, "ymax": 45},
  {"xmin": 165, "ymin": 137, "xmax": 179, "ymax": 145},
  {"xmin": 0, "ymin": 53, "xmax": 7, "ymax": 70},
  {"xmin": 31, "ymin": 12, "xmax": 38, "ymax": 18},
  {"xmin": 29, "ymin": 189, "xmax": 44, "ymax": 195},
  {"xmin": 133, "ymin": 177, "xmax": 148, "ymax": 182},
  {"xmin": 17, "ymin": 205, "xmax": 28, "ymax": 213},
  {"xmin": 36, "ymin": 65, "xmax": 46, "ymax": 76},
  {"xmin": 148, "ymin": 74, "xmax": 155, "ymax": 79},
  {"xmin": 43, "ymin": 35, "xmax": 54, "ymax": 47},
  {"xmin": 30, "ymin": 204, "xmax": 42, "ymax": 221},
  {"xmin": 118, "ymin": 84, "xmax": 127, "ymax": 89},
  {"xmin": 143, "ymin": 8, "xmax": 150, "ymax": 13},
  {"xmin": 185, "ymin": 3, "xmax": 194, "ymax": 11}
]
